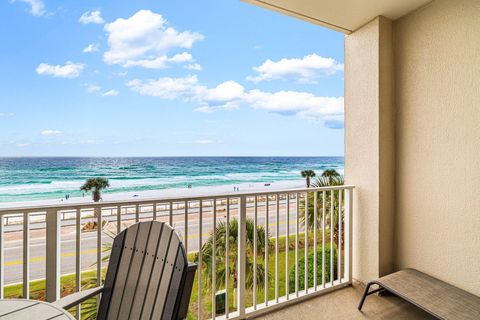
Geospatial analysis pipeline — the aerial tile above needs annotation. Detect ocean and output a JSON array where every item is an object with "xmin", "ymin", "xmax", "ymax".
[{"xmin": 0, "ymin": 157, "xmax": 344, "ymax": 203}]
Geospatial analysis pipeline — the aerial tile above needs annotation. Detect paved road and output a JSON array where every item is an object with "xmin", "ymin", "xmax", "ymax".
[{"xmin": 3, "ymin": 202, "xmax": 313, "ymax": 285}]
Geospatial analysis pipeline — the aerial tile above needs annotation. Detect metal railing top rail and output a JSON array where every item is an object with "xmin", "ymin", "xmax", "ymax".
[{"xmin": 0, "ymin": 185, "xmax": 355, "ymax": 215}]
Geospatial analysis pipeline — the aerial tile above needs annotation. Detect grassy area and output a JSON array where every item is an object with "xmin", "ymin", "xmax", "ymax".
[
  {"xmin": 4, "ymin": 269, "xmax": 99, "ymax": 300},
  {"xmin": 186, "ymin": 231, "xmax": 334, "ymax": 319},
  {"xmin": 3, "ymin": 231, "xmax": 334, "ymax": 320}
]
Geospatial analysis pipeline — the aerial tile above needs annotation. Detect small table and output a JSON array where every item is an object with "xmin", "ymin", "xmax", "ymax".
[{"xmin": 0, "ymin": 299, "xmax": 75, "ymax": 319}]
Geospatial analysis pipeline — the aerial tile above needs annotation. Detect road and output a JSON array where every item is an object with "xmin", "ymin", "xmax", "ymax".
[{"xmin": 2, "ymin": 202, "xmax": 311, "ymax": 285}]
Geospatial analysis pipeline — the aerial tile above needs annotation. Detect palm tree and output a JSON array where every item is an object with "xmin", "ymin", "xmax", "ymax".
[
  {"xmin": 80, "ymin": 177, "xmax": 110, "ymax": 202},
  {"xmin": 195, "ymin": 218, "xmax": 273, "ymax": 301},
  {"xmin": 314, "ymin": 174, "xmax": 344, "ymax": 188},
  {"xmin": 301, "ymin": 175, "xmax": 345, "ymax": 245},
  {"xmin": 300, "ymin": 170, "xmax": 316, "ymax": 188},
  {"xmin": 321, "ymin": 169, "xmax": 340, "ymax": 184}
]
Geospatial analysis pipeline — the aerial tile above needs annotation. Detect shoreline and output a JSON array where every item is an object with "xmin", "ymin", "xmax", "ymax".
[{"xmin": 0, "ymin": 180, "xmax": 305, "ymax": 209}]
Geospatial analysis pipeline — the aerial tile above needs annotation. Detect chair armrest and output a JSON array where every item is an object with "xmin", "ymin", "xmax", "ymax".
[{"xmin": 52, "ymin": 286, "xmax": 104, "ymax": 310}]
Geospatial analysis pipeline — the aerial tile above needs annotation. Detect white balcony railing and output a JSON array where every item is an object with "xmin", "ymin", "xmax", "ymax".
[{"xmin": 0, "ymin": 185, "xmax": 354, "ymax": 319}]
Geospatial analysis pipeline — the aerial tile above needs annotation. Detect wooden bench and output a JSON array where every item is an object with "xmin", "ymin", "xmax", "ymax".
[{"xmin": 358, "ymin": 269, "xmax": 480, "ymax": 320}]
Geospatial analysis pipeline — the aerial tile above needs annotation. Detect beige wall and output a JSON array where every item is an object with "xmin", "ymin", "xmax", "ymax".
[
  {"xmin": 345, "ymin": 16, "xmax": 395, "ymax": 283},
  {"xmin": 272, "ymin": 0, "xmax": 480, "ymax": 295},
  {"xmin": 394, "ymin": 0, "xmax": 480, "ymax": 295}
]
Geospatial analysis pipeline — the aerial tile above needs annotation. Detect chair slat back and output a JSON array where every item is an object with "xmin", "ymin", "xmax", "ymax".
[
  {"xmin": 98, "ymin": 221, "xmax": 189, "ymax": 320},
  {"xmin": 162, "ymin": 246, "xmax": 188, "ymax": 319},
  {"xmin": 140, "ymin": 225, "xmax": 173, "ymax": 320},
  {"xmin": 128, "ymin": 222, "xmax": 163, "ymax": 319}
]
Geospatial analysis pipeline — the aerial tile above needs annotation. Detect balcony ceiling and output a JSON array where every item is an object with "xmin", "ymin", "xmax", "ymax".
[{"xmin": 242, "ymin": 0, "xmax": 432, "ymax": 33}]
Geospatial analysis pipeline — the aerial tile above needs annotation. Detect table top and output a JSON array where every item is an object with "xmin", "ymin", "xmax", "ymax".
[{"xmin": 0, "ymin": 299, "xmax": 75, "ymax": 319}]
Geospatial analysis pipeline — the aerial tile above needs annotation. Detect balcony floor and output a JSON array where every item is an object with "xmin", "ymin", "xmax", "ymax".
[{"xmin": 253, "ymin": 282, "xmax": 436, "ymax": 320}]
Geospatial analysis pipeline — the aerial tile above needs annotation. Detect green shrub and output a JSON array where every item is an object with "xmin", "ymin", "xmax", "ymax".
[{"xmin": 288, "ymin": 245, "xmax": 337, "ymax": 292}]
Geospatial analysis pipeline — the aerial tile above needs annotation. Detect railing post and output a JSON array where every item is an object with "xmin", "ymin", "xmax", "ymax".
[
  {"xmin": 344, "ymin": 188, "xmax": 353, "ymax": 284},
  {"xmin": 96, "ymin": 206, "xmax": 102, "ymax": 310},
  {"xmin": 46, "ymin": 209, "xmax": 60, "ymax": 302},
  {"xmin": 23, "ymin": 212, "xmax": 30, "ymax": 298},
  {"xmin": 96, "ymin": 207, "xmax": 102, "ymax": 287},
  {"xmin": 0, "ymin": 215, "xmax": 4, "ymax": 299},
  {"xmin": 75, "ymin": 209, "xmax": 82, "ymax": 319},
  {"xmin": 197, "ymin": 201, "xmax": 203, "ymax": 320},
  {"xmin": 237, "ymin": 195, "xmax": 247, "ymax": 318}
]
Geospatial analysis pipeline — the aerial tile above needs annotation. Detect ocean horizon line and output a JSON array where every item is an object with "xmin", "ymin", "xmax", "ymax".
[{"xmin": 0, "ymin": 155, "xmax": 344, "ymax": 159}]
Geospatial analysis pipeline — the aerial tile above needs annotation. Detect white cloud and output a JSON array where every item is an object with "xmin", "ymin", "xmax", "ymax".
[
  {"xmin": 103, "ymin": 10, "xmax": 204, "ymax": 69},
  {"xmin": 185, "ymin": 63, "xmax": 202, "ymax": 71},
  {"xmin": 102, "ymin": 89, "xmax": 119, "ymax": 97},
  {"xmin": 127, "ymin": 75, "xmax": 200, "ymax": 99},
  {"xmin": 247, "ymin": 54, "xmax": 343, "ymax": 83},
  {"xmin": 126, "ymin": 75, "xmax": 343, "ymax": 127},
  {"xmin": 83, "ymin": 43, "xmax": 99, "ymax": 53},
  {"xmin": 127, "ymin": 76, "xmax": 244, "ymax": 112},
  {"xmin": 58, "ymin": 139, "xmax": 97, "ymax": 145},
  {"xmin": 193, "ymin": 106, "xmax": 213, "ymax": 113},
  {"xmin": 79, "ymin": 10, "xmax": 105, "ymax": 24},
  {"xmin": 36, "ymin": 62, "xmax": 84, "ymax": 78},
  {"xmin": 0, "ymin": 112, "xmax": 15, "ymax": 117},
  {"xmin": 16, "ymin": 143, "xmax": 31, "ymax": 147},
  {"xmin": 203, "ymin": 81, "xmax": 244, "ymax": 102},
  {"xmin": 122, "ymin": 52, "xmax": 193, "ymax": 69},
  {"xmin": 193, "ymin": 101, "xmax": 240, "ymax": 113},
  {"xmin": 84, "ymin": 83, "xmax": 101, "ymax": 93},
  {"xmin": 244, "ymin": 90, "xmax": 344, "ymax": 127},
  {"xmin": 41, "ymin": 129, "xmax": 63, "ymax": 136},
  {"xmin": 11, "ymin": 0, "xmax": 46, "ymax": 17}
]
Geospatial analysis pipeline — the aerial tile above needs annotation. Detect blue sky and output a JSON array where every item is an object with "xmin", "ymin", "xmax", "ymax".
[{"xmin": 0, "ymin": 0, "xmax": 344, "ymax": 157}]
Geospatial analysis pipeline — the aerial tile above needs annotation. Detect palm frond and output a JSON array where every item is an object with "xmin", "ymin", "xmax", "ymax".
[
  {"xmin": 80, "ymin": 177, "xmax": 110, "ymax": 192},
  {"xmin": 196, "ymin": 218, "xmax": 272, "ymax": 290}
]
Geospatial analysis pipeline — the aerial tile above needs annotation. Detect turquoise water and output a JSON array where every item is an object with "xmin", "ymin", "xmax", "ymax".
[{"xmin": 0, "ymin": 157, "xmax": 344, "ymax": 203}]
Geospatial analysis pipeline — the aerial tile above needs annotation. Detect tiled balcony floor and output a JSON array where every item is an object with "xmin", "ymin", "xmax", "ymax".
[{"xmin": 253, "ymin": 282, "xmax": 436, "ymax": 320}]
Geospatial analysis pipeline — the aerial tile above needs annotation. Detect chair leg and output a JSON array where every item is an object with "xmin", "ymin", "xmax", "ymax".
[{"xmin": 358, "ymin": 282, "xmax": 374, "ymax": 311}]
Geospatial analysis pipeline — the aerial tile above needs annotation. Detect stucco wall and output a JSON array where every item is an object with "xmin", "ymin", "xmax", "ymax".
[
  {"xmin": 345, "ymin": 16, "xmax": 395, "ymax": 283},
  {"xmin": 394, "ymin": 0, "xmax": 480, "ymax": 295}
]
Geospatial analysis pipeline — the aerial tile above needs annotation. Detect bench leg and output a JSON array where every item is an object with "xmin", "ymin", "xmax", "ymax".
[
  {"xmin": 358, "ymin": 282, "xmax": 373, "ymax": 311},
  {"xmin": 358, "ymin": 282, "xmax": 385, "ymax": 311}
]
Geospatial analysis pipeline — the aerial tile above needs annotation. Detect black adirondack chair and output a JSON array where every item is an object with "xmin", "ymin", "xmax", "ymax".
[{"xmin": 53, "ymin": 221, "xmax": 197, "ymax": 320}]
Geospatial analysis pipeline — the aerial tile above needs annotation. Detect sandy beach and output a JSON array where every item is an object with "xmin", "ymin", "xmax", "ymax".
[{"xmin": 0, "ymin": 179, "xmax": 305, "ymax": 209}]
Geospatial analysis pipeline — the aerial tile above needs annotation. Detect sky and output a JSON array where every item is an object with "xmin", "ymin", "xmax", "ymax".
[{"xmin": 0, "ymin": 0, "xmax": 344, "ymax": 157}]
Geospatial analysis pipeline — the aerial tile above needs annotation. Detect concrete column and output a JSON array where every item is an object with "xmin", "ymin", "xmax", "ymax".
[{"xmin": 344, "ymin": 16, "xmax": 395, "ymax": 283}]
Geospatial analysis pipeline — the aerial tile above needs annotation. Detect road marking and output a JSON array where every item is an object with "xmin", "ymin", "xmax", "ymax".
[
  {"xmin": 3, "ymin": 248, "xmax": 98, "ymax": 267},
  {"xmin": 2, "ymin": 220, "xmax": 298, "ymax": 267}
]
